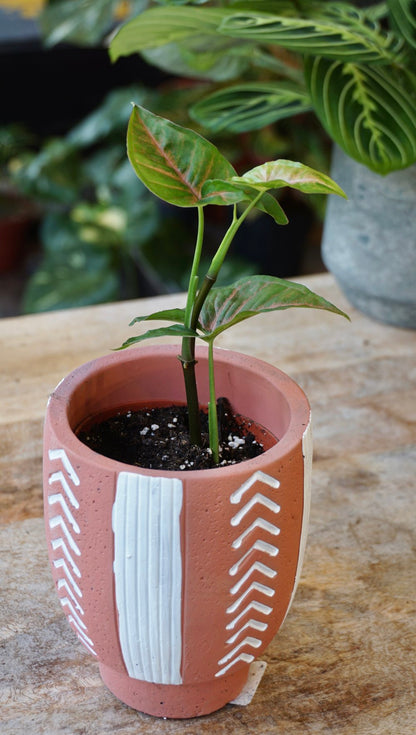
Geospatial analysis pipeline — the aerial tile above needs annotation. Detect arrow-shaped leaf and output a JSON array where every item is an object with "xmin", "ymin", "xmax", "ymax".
[
  {"xmin": 117, "ymin": 323, "xmax": 198, "ymax": 350},
  {"xmin": 231, "ymin": 159, "xmax": 347, "ymax": 197},
  {"xmin": 199, "ymin": 275, "xmax": 349, "ymax": 339},
  {"xmin": 127, "ymin": 104, "xmax": 236, "ymax": 207},
  {"xmin": 129, "ymin": 308, "xmax": 186, "ymax": 327}
]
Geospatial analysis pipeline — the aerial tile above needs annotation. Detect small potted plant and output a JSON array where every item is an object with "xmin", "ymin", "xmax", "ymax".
[{"xmin": 43, "ymin": 105, "xmax": 348, "ymax": 719}]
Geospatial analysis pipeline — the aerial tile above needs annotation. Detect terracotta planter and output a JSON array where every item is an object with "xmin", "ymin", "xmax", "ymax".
[
  {"xmin": 43, "ymin": 345, "xmax": 312, "ymax": 718},
  {"xmin": 0, "ymin": 192, "xmax": 38, "ymax": 273}
]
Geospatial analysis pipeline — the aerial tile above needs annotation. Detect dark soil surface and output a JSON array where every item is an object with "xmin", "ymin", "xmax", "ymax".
[{"xmin": 78, "ymin": 398, "xmax": 273, "ymax": 471}]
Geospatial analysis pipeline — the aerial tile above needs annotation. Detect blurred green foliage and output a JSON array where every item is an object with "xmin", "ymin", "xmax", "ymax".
[{"xmin": 6, "ymin": 86, "xmax": 254, "ymax": 312}]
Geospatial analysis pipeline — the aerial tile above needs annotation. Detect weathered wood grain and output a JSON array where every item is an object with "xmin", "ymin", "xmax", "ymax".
[{"xmin": 1, "ymin": 274, "xmax": 416, "ymax": 734}]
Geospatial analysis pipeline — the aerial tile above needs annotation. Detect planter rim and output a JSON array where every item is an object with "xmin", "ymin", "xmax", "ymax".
[{"xmin": 46, "ymin": 344, "xmax": 310, "ymax": 479}]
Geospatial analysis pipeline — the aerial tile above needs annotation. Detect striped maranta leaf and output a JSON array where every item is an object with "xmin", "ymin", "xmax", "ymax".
[
  {"xmin": 219, "ymin": 5, "xmax": 401, "ymax": 62},
  {"xmin": 190, "ymin": 82, "xmax": 311, "ymax": 133},
  {"xmin": 387, "ymin": 0, "xmax": 416, "ymax": 49},
  {"xmin": 304, "ymin": 55, "xmax": 416, "ymax": 174}
]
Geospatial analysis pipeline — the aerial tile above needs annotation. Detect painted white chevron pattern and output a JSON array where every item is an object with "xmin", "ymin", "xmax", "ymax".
[
  {"xmin": 230, "ymin": 561, "xmax": 277, "ymax": 595},
  {"xmin": 226, "ymin": 601, "xmax": 273, "ymax": 631},
  {"xmin": 230, "ymin": 493, "xmax": 280, "ymax": 526},
  {"xmin": 215, "ymin": 470, "xmax": 280, "ymax": 678},
  {"xmin": 283, "ymin": 416, "xmax": 312, "ymax": 623},
  {"xmin": 49, "ymin": 516, "xmax": 81, "ymax": 555},
  {"xmin": 216, "ymin": 653, "xmax": 255, "ymax": 677},
  {"xmin": 226, "ymin": 618, "xmax": 267, "ymax": 644},
  {"xmin": 229, "ymin": 540, "xmax": 278, "ymax": 576},
  {"xmin": 232, "ymin": 518, "xmax": 280, "ymax": 550},
  {"xmin": 47, "ymin": 448, "xmax": 97, "ymax": 657}
]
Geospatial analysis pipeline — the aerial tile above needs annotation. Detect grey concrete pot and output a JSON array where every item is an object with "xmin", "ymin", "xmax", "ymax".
[{"xmin": 321, "ymin": 146, "xmax": 416, "ymax": 329}]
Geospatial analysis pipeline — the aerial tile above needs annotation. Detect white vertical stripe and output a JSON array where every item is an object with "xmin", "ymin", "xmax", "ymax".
[{"xmin": 112, "ymin": 472, "xmax": 183, "ymax": 685}]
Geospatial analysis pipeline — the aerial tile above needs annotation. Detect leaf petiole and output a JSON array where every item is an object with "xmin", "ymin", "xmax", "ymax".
[
  {"xmin": 180, "ymin": 205, "xmax": 205, "ymax": 446},
  {"xmin": 207, "ymin": 192, "xmax": 264, "ymax": 280},
  {"xmin": 207, "ymin": 339, "xmax": 219, "ymax": 464}
]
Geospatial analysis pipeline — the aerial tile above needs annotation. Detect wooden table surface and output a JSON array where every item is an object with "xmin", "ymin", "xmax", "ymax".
[{"xmin": 1, "ymin": 273, "xmax": 415, "ymax": 734}]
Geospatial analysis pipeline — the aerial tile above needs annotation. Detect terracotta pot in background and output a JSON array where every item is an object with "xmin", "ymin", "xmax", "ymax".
[
  {"xmin": 0, "ymin": 192, "xmax": 38, "ymax": 273},
  {"xmin": 43, "ymin": 345, "xmax": 312, "ymax": 718}
]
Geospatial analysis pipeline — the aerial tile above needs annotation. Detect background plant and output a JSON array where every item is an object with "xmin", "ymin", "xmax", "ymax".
[
  {"xmin": 109, "ymin": 0, "xmax": 416, "ymax": 176},
  {"xmin": 9, "ymin": 86, "xmax": 202, "ymax": 311},
  {"xmin": 119, "ymin": 104, "xmax": 349, "ymax": 461},
  {"xmin": 7, "ymin": 79, "xmax": 264, "ymax": 312}
]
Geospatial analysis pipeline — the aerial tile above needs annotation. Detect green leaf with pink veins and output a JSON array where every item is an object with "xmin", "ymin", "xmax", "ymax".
[
  {"xmin": 231, "ymin": 159, "xmax": 348, "ymax": 197},
  {"xmin": 127, "ymin": 104, "xmax": 236, "ymax": 207},
  {"xmin": 198, "ymin": 275, "xmax": 350, "ymax": 340}
]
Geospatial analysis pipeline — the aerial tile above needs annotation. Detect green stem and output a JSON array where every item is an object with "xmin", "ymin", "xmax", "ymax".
[
  {"xmin": 184, "ymin": 205, "xmax": 204, "ymax": 328},
  {"xmin": 190, "ymin": 195, "xmax": 264, "ymax": 333},
  {"xmin": 180, "ymin": 194, "xmax": 264, "ymax": 450},
  {"xmin": 207, "ymin": 339, "xmax": 219, "ymax": 464},
  {"xmin": 180, "ymin": 206, "xmax": 205, "ymax": 445},
  {"xmin": 207, "ymin": 193, "xmax": 264, "ymax": 280},
  {"xmin": 190, "ymin": 193, "xmax": 265, "ymax": 458}
]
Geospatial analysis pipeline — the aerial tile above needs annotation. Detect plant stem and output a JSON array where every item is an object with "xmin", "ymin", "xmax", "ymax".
[
  {"xmin": 191, "ymin": 194, "xmax": 264, "ymax": 457},
  {"xmin": 207, "ymin": 339, "xmax": 219, "ymax": 464},
  {"xmin": 184, "ymin": 206, "xmax": 204, "ymax": 328},
  {"xmin": 190, "ymin": 196, "xmax": 264, "ymax": 333},
  {"xmin": 207, "ymin": 193, "xmax": 264, "ymax": 280},
  {"xmin": 180, "ymin": 206, "xmax": 204, "ymax": 445},
  {"xmin": 180, "ymin": 194, "xmax": 264, "ymax": 451}
]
